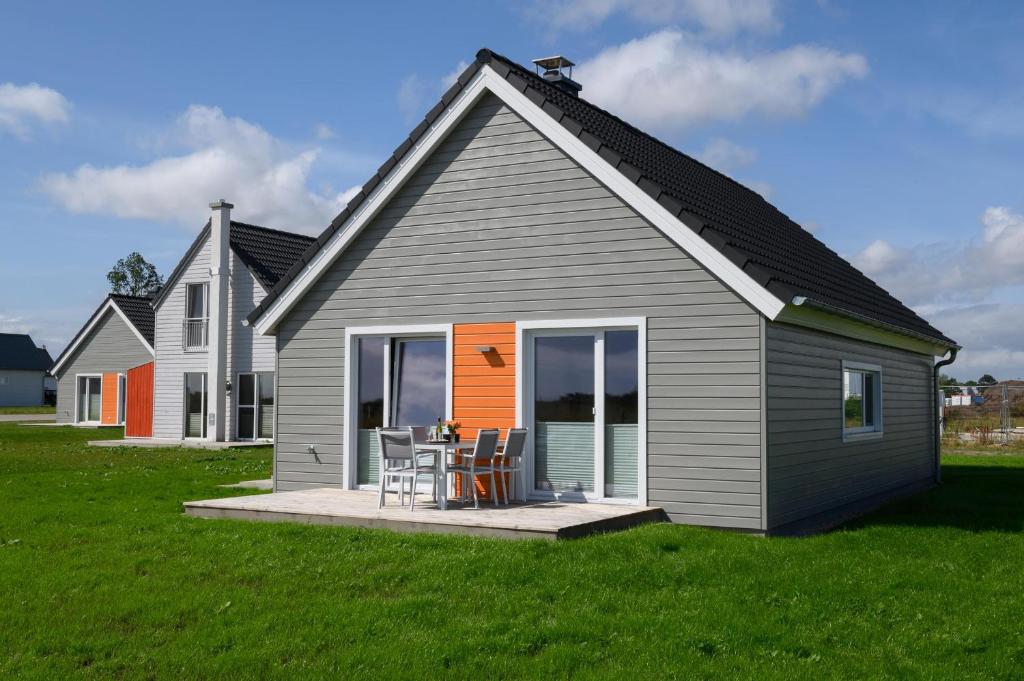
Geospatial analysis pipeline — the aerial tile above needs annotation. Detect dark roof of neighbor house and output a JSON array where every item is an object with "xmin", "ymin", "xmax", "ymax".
[
  {"xmin": 109, "ymin": 294, "xmax": 155, "ymax": 345},
  {"xmin": 50, "ymin": 294, "xmax": 155, "ymax": 374},
  {"xmin": 152, "ymin": 220, "xmax": 316, "ymax": 309},
  {"xmin": 0, "ymin": 333, "xmax": 53, "ymax": 372},
  {"xmin": 246, "ymin": 48, "xmax": 954, "ymax": 348}
]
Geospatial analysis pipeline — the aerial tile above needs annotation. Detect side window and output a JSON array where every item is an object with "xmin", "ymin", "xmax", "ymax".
[
  {"xmin": 842, "ymin": 362, "xmax": 882, "ymax": 440},
  {"xmin": 185, "ymin": 283, "xmax": 208, "ymax": 319}
]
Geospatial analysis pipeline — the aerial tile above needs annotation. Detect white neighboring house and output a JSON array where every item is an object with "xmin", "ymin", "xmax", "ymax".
[
  {"xmin": 149, "ymin": 201, "xmax": 314, "ymax": 441},
  {"xmin": 0, "ymin": 333, "xmax": 54, "ymax": 407}
]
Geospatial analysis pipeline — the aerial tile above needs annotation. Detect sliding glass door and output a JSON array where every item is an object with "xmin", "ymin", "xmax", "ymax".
[
  {"xmin": 353, "ymin": 335, "xmax": 447, "ymax": 487},
  {"xmin": 356, "ymin": 337, "xmax": 385, "ymax": 486},
  {"xmin": 534, "ymin": 335, "xmax": 595, "ymax": 494},
  {"xmin": 237, "ymin": 373, "xmax": 257, "ymax": 440},
  {"xmin": 529, "ymin": 328, "xmax": 639, "ymax": 501},
  {"xmin": 184, "ymin": 372, "xmax": 207, "ymax": 438},
  {"xmin": 76, "ymin": 375, "xmax": 102, "ymax": 423}
]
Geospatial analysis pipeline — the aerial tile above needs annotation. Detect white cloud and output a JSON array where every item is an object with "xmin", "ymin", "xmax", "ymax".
[
  {"xmin": 441, "ymin": 60, "xmax": 471, "ymax": 88},
  {"xmin": 314, "ymin": 123, "xmax": 336, "ymax": 140},
  {"xmin": 928, "ymin": 304, "xmax": 1024, "ymax": 380},
  {"xmin": 530, "ymin": 0, "xmax": 779, "ymax": 35},
  {"xmin": 41, "ymin": 105, "xmax": 360, "ymax": 233},
  {"xmin": 398, "ymin": 60, "xmax": 472, "ymax": 124},
  {"xmin": 575, "ymin": 30, "xmax": 867, "ymax": 133},
  {"xmin": 397, "ymin": 74, "xmax": 427, "ymax": 124},
  {"xmin": 848, "ymin": 206, "xmax": 1024, "ymax": 379},
  {"xmin": 697, "ymin": 137, "xmax": 756, "ymax": 170},
  {"xmin": 0, "ymin": 82, "xmax": 70, "ymax": 139},
  {"xmin": 852, "ymin": 206, "xmax": 1024, "ymax": 307}
]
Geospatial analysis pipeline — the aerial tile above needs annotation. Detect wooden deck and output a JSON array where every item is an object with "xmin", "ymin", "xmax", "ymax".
[{"xmin": 183, "ymin": 488, "xmax": 666, "ymax": 540}]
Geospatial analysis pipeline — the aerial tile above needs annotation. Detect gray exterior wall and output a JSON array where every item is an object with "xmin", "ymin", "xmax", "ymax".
[
  {"xmin": 765, "ymin": 322, "xmax": 935, "ymax": 529},
  {"xmin": 152, "ymin": 238, "xmax": 276, "ymax": 439},
  {"xmin": 272, "ymin": 93, "xmax": 764, "ymax": 529},
  {"xmin": 53, "ymin": 309, "xmax": 153, "ymax": 422},
  {"xmin": 0, "ymin": 370, "xmax": 46, "ymax": 407}
]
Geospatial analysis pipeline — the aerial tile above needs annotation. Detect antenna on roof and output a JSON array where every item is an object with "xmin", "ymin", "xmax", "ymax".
[{"xmin": 532, "ymin": 55, "xmax": 582, "ymax": 96}]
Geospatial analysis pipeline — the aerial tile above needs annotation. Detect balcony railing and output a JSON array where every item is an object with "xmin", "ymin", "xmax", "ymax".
[{"xmin": 182, "ymin": 318, "xmax": 208, "ymax": 351}]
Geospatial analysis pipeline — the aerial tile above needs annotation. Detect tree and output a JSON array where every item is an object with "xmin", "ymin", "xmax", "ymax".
[
  {"xmin": 978, "ymin": 373, "xmax": 998, "ymax": 385},
  {"xmin": 107, "ymin": 252, "xmax": 163, "ymax": 296}
]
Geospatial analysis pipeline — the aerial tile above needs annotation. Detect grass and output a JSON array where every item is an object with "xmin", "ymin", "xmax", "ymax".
[
  {"xmin": 0, "ymin": 406, "xmax": 55, "ymax": 415},
  {"xmin": 1, "ymin": 424, "xmax": 1023, "ymax": 678}
]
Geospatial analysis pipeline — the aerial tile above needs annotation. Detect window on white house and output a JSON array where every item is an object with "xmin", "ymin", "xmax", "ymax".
[
  {"xmin": 843, "ymin": 363, "xmax": 882, "ymax": 439},
  {"xmin": 185, "ymin": 283, "xmax": 207, "ymax": 320}
]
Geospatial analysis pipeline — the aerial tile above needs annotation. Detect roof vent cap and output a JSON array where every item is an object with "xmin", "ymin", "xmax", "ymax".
[{"xmin": 532, "ymin": 55, "xmax": 582, "ymax": 96}]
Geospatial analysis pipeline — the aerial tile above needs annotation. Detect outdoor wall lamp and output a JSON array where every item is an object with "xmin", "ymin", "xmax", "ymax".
[{"xmin": 475, "ymin": 345, "xmax": 495, "ymax": 353}]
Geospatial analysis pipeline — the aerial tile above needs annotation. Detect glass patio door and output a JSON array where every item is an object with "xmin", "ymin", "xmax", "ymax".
[
  {"xmin": 533, "ymin": 335, "xmax": 596, "ymax": 494},
  {"xmin": 184, "ymin": 372, "xmax": 207, "ymax": 438},
  {"xmin": 530, "ymin": 328, "xmax": 639, "ymax": 500},
  {"xmin": 77, "ymin": 376, "xmax": 102, "ymax": 423},
  {"xmin": 354, "ymin": 336, "xmax": 447, "ymax": 486},
  {"xmin": 237, "ymin": 373, "xmax": 256, "ymax": 440}
]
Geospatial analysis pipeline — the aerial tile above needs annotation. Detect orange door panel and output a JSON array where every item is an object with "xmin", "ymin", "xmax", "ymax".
[
  {"xmin": 452, "ymin": 322, "xmax": 516, "ymax": 500},
  {"xmin": 100, "ymin": 373, "xmax": 119, "ymax": 424}
]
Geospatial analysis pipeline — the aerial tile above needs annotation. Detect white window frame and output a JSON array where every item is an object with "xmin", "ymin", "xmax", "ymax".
[
  {"xmin": 185, "ymin": 282, "xmax": 208, "ymax": 321},
  {"xmin": 841, "ymin": 360, "xmax": 883, "ymax": 442},
  {"xmin": 234, "ymin": 372, "xmax": 275, "ymax": 442},
  {"xmin": 342, "ymin": 324, "xmax": 453, "ymax": 490},
  {"xmin": 236, "ymin": 372, "xmax": 257, "ymax": 441},
  {"xmin": 515, "ymin": 317, "xmax": 647, "ymax": 506},
  {"xmin": 74, "ymin": 373, "xmax": 103, "ymax": 424},
  {"xmin": 182, "ymin": 372, "xmax": 208, "ymax": 439}
]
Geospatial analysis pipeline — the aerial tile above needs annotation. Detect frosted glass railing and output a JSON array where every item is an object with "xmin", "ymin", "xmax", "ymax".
[
  {"xmin": 357, "ymin": 429, "xmax": 381, "ymax": 485},
  {"xmin": 605, "ymin": 423, "xmax": 638, "ymax": 499},
  {"xmin": 535, "ymin": 421, "xmax": 594, "ymax": 493}
]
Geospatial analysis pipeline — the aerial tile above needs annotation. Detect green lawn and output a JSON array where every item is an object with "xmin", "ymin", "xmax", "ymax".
[
  {"xmin": 1, "ymin": 424, "xmax": 1022, "ymax": 678},
  {"xmin": 0, "ymin": 405, "xmax": 55, "ymax": 415}
]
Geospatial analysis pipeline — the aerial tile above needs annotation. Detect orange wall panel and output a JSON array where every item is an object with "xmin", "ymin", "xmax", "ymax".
[
  {"xmin": 452, "ymin": 322, "xmax": 516, "ymax": 500},
  {"xmin": 100, "ymin": 372, "xmax": 119, "ymax": 425},
  {"xmin": 125, "ymin": 362, "xmax": 154, "ymax": 438}
]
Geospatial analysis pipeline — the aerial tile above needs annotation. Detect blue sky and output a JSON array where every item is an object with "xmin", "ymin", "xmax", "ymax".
[{"xmin": 2, "ymin": 1, "xmax": 1023, "ymax": 379}]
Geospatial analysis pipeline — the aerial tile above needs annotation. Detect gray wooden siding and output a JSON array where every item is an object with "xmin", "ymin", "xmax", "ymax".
[
  {"xmin": 273, "ymin": 93, "xmax": 764, "ymax": 529},
  {"xmin": 54, "ymin": 309, "xmax": 152, "ymax": 422},
  {"xmin": 0, "ymin": 370, "xmax": 46, "ymax": 407},
  {"xmin": 765, "ymin": 322, "xmax": 935, "ymax": 529},
  {"xmin": 153, "ymin": 237, "xmax": 276, "ymax": 439}
]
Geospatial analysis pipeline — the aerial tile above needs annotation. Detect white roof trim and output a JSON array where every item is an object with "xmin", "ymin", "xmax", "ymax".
[
  {"xmin": 51, "ymin": 298, "xmax": 154, "ymax": 375},
  {"xmin": 252, "ymin": 65, "xmax": 785, "ymax": 335}
]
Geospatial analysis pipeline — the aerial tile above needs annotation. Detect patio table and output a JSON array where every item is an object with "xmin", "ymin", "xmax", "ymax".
[{"xmin": 416, "ymin": 439, "xmax": 476, "ymax": 510}]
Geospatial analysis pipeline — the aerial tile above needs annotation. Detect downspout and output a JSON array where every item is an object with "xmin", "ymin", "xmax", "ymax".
[{"xmin": 933, "ymin": 348, "xmax": 958, "ymax": 483}]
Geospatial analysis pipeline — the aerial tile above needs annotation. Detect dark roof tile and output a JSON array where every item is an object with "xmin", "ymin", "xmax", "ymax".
[{"xmin": 0, "ymin": 333, "xmax": 53, "ymax": 371}]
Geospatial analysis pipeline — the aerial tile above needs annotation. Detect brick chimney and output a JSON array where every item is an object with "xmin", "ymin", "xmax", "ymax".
[{"xmin": 207, "ymin": 199, "xmax": 232, "ymax": 441}]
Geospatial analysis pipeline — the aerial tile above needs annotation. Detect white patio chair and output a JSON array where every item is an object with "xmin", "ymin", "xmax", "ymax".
[
  {"xmin": 376, "ymin": 427, "xmax": 437, "ymax": 511},
  {"xmin": 497, "ymin": 428, "xmax": 527, "ymax": 505},
  {"xmin": 446, "ymin": 429, "xmax": 500, "ymax": 509}
]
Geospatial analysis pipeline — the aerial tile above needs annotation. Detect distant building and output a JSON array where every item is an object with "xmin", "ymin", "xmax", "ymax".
[{"xmin": 0, "ymin": 333, "xmax": 54, "ymax": 407}]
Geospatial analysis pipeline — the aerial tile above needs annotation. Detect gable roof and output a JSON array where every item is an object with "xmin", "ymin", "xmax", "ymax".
[
  {"xmin": 109, "ymin": 294, "xmax": 154, "ymax": 345},
  {"xmin": 50, "ymin": 294, "xmax": 155, "ymax": 375},
  {"xmin": 247, "ymin": 48, "xmax": 954, "ymax": 350},
  {"xmin": 0, "ymin": 333, "xmax": 53, "ymax": 372},
  {"xmin": 151, "ymin": 220, "xmax": 315, "ymax": 310}
]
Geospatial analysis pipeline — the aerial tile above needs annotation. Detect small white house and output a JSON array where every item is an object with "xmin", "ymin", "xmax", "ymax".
[{"xmin": 148, "ymin": 203, "xmax": 314, "ymax": 442}]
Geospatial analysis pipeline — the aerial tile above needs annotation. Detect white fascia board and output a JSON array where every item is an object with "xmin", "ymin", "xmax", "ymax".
[
  {"xmin": 253, "ymin": 74, "xmax": 492, "ymax": 336},
  {"xmin": 51, "ymin": 299, "xmax": 155, "ymax": 375},
  {"xmin": 253, "ymin": 65, "xmax": 784, "ymax": 335}
]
